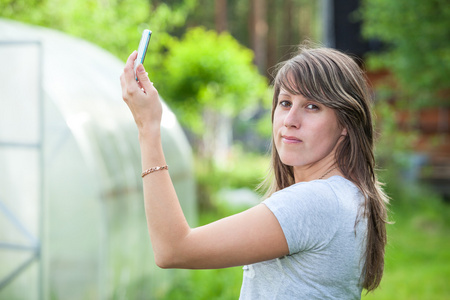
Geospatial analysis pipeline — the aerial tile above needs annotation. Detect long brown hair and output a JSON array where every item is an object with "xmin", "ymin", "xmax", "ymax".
[{"xmin": 262, "ymin": 45, "xmax": 389, "ymax": 292}]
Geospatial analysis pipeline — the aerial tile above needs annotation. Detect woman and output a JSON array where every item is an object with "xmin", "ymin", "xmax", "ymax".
[{"xmin": 120, "ymin": 45, "xmax": 389, "ymax": 299}]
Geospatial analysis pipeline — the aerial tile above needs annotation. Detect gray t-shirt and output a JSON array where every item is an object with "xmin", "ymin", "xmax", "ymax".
[{"xmin": 239, "ymin": 176, "xmax": 367, "ymax": 299}]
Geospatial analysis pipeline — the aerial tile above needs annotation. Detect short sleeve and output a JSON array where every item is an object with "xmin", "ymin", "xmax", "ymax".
[{"xmin": 263, "ymin": 181, "xmax": 341, "ymax": 255}]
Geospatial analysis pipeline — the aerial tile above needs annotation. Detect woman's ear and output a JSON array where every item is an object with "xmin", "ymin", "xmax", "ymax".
[{"xmin": 341, "ymin": 128, "xmax": 347, "ymax": 136}]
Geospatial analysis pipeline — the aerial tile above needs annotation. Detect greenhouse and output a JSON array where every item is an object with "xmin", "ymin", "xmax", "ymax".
[{"xmin": 0, "ymin": 19, "xmax": 197, "ymax": 299}]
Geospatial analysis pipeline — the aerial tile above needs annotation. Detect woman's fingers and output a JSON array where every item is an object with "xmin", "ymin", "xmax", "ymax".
[
  {"xmin": 125, "ymin": 50, "xmax": 138, "ymax": 77},
  {"xmin": 135, "ymin": 64, "xmax": 154, "ymax": 94},
  {"xmin": 121, "ymin": 51, "xmax": 141, "ymax": 101}
]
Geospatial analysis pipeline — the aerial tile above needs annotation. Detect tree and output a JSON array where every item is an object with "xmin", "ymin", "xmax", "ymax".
[
  {"xmin": 185, "ymin": 0, "xmax": 321, "ymax": 78},
  {"xmin": 360, "ymin": 0, "xmax": 450, "ymax": 108},
  {"xmin": 0, "ymin": 0, "xmax": 197, "ymax": 63},
  {"xmin": 154, "ymin": 27, "xmax": 267, "ymax": 162}
]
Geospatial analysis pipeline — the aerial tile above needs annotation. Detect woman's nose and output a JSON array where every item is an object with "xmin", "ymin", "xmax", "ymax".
[{"xmin": 284, "ymin": 109, "xmax": 301, "ymax": 128}]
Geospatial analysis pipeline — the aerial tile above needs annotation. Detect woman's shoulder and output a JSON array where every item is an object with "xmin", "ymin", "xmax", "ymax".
[
  {"xmin": 275, "ymin": 175, "xmax": 356, "ymax": 196},
  {"xmin": 321, "ymin": 175, "xmax": 360, "ymax": 192},
  {"xmin": 267, "ymin": 177, "xmax": 338, "ymax": 208},
  {"xmin": 322, "ymin": 176, "xmax": 363, "ymax": 199},
  {"xmin": 267, "ymin": 176, "xmax": 361, "ymax": 210}
]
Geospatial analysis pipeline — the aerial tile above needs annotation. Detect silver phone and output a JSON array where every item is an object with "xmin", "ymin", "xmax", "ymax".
[{"xmin": 134, "ymin": 29, "xmax": 152, "ymax": 80}]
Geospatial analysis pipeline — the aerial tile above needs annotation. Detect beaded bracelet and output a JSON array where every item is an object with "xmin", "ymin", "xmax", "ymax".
[{"xmin": 141, "ymin": 165, "xmax": 169, "ymax": 178}]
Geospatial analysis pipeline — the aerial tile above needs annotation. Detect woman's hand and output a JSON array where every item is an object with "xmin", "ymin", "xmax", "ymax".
[{"xmin": 120, "ymin": 51, "xmax": 162, "ymax": 133}]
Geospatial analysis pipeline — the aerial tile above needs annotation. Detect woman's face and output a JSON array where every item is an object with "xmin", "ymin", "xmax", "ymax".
[{"xmin": 273, "ymin": 88, "xmax": 346, "ymax": 174}]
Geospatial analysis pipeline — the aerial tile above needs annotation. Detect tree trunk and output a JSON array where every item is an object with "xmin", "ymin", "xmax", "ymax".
[
  {"xmin": 215, "ymin": 0, "xmax": 227, "ymax": 33},
  {"xmin": 249, "ymin": 0, "xmax": 268, "ymax": 74},
  {"xmin": 298, "ymin": 2, "xmax": 314, "ymax": 42},
  {"xmin": 282, "ymin": 0, "xmax": 293, "ymax": 49},
  {"xmin": 266, "ymin": 0, "xmax": 278, "ymax": 79}
]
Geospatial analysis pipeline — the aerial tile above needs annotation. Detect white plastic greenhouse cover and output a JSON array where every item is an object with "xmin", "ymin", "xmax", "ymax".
[{"xmin": 0, "ymin": 19, "xmax": 197, "ymax": 299}]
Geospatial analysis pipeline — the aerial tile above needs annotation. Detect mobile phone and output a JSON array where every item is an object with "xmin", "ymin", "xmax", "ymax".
[{"xmin": 134, "ymin": 29, "xmax": 152, "ymax": 80}]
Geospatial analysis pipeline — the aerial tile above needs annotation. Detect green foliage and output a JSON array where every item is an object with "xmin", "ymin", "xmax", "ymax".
[
  {"xmin": 195, "ymin": 146, "xmax": 269, "ymax": 211},
  {"xmin": 359, "ymin": 0, "xmax": 450, "ymax": 107},
  {"xmin": 0, "ymin": 0, "xmax": 196, "ymax": 63},
  {"xmin": 154, "ymin": 27, "xmax": 267, "ymax": 134},
  {"xmin": 373, "ymin": 95, "xmax": 419, "ymax": 169}
]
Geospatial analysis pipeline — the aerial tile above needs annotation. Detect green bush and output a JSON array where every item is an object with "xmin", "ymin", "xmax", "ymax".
[{"xmin": 154, "ymin": 27, "xmax": 267, "ymax": 134}]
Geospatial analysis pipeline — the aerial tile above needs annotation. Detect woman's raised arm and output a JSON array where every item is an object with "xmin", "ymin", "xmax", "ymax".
[{"xmin": 120, "ymin": 51, "xmax": 289, "ymax": 269}]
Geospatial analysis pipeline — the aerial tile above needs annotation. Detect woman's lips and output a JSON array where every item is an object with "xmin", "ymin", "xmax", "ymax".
[{"xmin": 282, "ymin": 135, "xmax": 302, "ymax": 144}]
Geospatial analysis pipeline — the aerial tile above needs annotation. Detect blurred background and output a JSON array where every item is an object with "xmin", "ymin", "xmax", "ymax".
[{"xmin": 0, "ymin": 0, "xmax": 449, "ymax": 299}]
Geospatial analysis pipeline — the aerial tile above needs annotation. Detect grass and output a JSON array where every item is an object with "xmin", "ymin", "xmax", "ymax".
[
  {"xmin": 159, "ymin": 184, "xmax": 450, "ymax": 299},
  {"xmin": 362, "ymin": 193, "xmax": 450, "ymax": 300},
  {"xmin": 159, "ymin": 207, "xmax": 245, "ymax": 300}
]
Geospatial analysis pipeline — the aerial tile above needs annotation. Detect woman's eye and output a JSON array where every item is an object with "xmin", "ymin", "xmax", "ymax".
[
  {"xmin": 279, "ymin": 100, "xmax": 291, "ymax": 108},
  {"xmin": 306, "ymin": 103, "xmax": 319, "ymax": 110}
]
